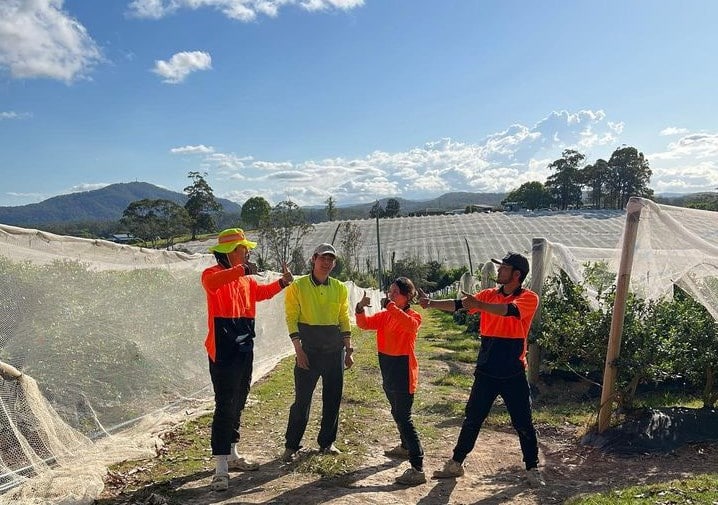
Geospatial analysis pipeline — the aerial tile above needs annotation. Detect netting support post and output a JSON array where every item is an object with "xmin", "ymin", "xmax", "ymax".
[
  {"xmin": 527, "ymin": 238, "xmax": 547, "ymax": 387},
  {"xmin": 598, "ymin": 197, "xmax": 643, "ymax": 433}
]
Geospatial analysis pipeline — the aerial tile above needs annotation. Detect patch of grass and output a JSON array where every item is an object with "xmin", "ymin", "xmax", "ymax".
[
  {"xmin": 564, "ymin": 474, "xmax": 718, "ymax": 504},
  {"xmin": 433, "ymin": 372, "xmax": 474, "ymax": 389}
]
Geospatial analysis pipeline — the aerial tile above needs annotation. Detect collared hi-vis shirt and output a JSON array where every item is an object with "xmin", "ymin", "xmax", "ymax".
[
  {"xmin": 285, "ymin": 274, "xmax": 351, "ymax": 353},
  {"xmin": 467, "ymin": 287, "xmax": 539, "ymax": 378},
  {"xmin": 202, "ymin": 264, "xmax": 283, "ymax": 363},
  {"xmin": 356, "ymin": 301, "xmax": 422, "ymax": 394}
]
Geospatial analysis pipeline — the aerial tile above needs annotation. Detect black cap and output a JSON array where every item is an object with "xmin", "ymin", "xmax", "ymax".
[{"xmin": 491, "ymin": 252, "xmax": 530, "ymax": 276}]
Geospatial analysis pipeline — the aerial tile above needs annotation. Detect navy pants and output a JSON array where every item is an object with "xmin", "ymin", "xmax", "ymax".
[
  {"xmin": 452, "ymin": 371, "xmax": 539, "ymax": 470},
  {"xmin": 285, "ymin": 349, "xmax": 344, "ymax": 451},
  {"xmin": 208, "ymin": 350, "xmax": 253, "ymax": 455},
  {"xmin": 385, "ymin": 388, "xmax": 424, "ymax": 470}
]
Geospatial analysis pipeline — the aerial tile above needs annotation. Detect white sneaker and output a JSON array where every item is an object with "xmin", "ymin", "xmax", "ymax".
[
  {"xmin": 210, "ymin": 473, "xmax": 229, "ymax": 491},
  {"xmin": 526, "ymin": 467, "xmax": 546, "ymax": 487}
]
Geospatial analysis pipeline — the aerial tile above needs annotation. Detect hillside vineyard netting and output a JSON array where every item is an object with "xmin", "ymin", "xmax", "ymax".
[{"xmin": 1, "ymin": 196, "xmax": 717, "ymax": 503}]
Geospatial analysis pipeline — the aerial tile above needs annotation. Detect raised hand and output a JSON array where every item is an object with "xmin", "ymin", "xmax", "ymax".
[
  {"xmin": 460, "ymin": 290, "xmax": 478, "ymax": 310},
  {"xmin": 417, "ymin": 287, "xmax": 431, "ymax": 309},
  {"xmin": 357, "ymin": 290, "xmax": 371, "ymax": 309},
  {"xmin": 281, "ymin": 262, "xmax": 294, "ymax": 285}
]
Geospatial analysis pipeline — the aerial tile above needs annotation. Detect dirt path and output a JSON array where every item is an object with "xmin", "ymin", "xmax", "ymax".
[
  {"xmin": 97, "ymin": 312, "xmax": 718, "ymax": 505},
  {"xmin": 101, "ymin": 417, "xmax": 718, "ymax": 505}
]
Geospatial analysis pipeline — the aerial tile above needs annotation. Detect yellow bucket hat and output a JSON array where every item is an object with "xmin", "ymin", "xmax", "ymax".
[{"xmin": 208, "ymin": 228, "xmax": 257, "ymax": 254}]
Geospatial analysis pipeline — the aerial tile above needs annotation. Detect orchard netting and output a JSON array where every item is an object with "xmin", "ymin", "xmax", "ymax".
[
  {"xmin": 1, "ymin": 196, "xmax": 717, "ymax": 503},
  {"xmin": 0, "ymin": 225, "xmax": 381, "ymax": 504}
]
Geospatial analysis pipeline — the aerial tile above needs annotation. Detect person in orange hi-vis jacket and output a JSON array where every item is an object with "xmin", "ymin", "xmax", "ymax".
[
  {"xmin": 355, "ymin": 277, "xmax": 426, "ymax": 486},
  {"xmin": 201, "ymin": 228, "xmax": 293, "ymax": 492},
  {"xmin": 419, "ymin": 252, "xmax": 545, "ymax": 487}
]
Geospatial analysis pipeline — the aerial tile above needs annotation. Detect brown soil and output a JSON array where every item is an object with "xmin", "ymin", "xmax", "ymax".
[{"xmin": 98, "ymin": 415, "xmax": 717, "ymax": 505}]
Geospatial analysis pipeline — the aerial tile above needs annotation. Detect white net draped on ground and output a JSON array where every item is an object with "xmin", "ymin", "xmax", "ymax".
[
  {"xmin": 0, "ymin": 224, "xmax": 381, "ymax": 504},
  {"xmin": 1, "ymin": 197, "xmax": 717, "ymax": 503}
]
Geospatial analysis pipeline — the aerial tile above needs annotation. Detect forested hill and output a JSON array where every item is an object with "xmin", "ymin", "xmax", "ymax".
[{"xmin": 0, "ymin": 182, "xmax": 242, "ymax": 227}]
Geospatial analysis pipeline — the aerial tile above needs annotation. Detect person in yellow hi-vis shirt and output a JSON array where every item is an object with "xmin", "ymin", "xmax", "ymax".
[{"xmin": 282, "ymin": 243, "xmax": 353, "ymax": 462}]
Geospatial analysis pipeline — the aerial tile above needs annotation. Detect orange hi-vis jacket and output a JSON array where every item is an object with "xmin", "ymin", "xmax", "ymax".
[
  {"xmin": 467, "ymin": 287, "xmax": 539, "ymax": 377},
  {"xmin": 201, "ymin": 264, "xmax": 283, "ymax": 363},
  {"xmin": 356, "ymin": 301, "xmax": 422, "ymax": 394}
]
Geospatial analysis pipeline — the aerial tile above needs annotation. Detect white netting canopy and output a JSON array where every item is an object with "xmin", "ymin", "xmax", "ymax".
[{"xmin": 0, "ymin": 196, "xmax": 716, "ymax": 503}]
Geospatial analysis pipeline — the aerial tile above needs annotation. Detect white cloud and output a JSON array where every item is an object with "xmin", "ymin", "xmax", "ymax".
[
  {"xmin": 170, "ymin": 144, "xmax": 215, "ymax": 154},
  {"xmin": 648, "ymin": 133, "xmax": 718, "ymax": 193},
  {"xmin": 0, "ymin": 111, "xmax": 31, "ymax": 120},
  {"xmin": 0, "ymin": 0, "xmax": 102, "ymax": 82},
  {"xmin": 152, "ymin": 51, "xmax": 212, "ymax": 84},
  {"xmin": 128, "ymin": 0, "xmax": 364, "ymax": 21},
  {"xmin": 189, "ymin": 109, "xmax": 628, "ymax": 205},
  {"xmin": 659, "ymin": 127, "xmax": 689, "ymax": 136},
  {"xmin": 169, "ymin": 110, "xmax": 713, "ymax": 205},
  {"xmin": 68, "ymin": 183, "xmax": 111, "ymax": 193}
]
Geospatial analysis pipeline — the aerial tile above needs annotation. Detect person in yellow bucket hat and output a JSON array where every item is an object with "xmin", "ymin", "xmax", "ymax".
[{"xmin": 201, "ymin": 228, "xmax": 293, "ymax": 491}]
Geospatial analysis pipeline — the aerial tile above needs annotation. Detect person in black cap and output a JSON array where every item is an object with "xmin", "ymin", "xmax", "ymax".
[
  {"xmin": 281, "ymin": 242, "xmax": 353, "ymax": 462},
  {"xmin": 418, "ymin": 251, "xmax": 545, "ymax": 487}
]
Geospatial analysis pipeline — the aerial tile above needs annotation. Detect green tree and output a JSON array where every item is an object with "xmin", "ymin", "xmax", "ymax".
[
  {"xmin": 184, "ymin": 171, "xmax": 221, "ymax": 240},
  {"xmin": 241, "ymin": 196, "xmax": 271, "ymax": 229},
  {"xmin": 544, "ymin": 149, "xmax": 585, "ymax": 210},
  {"xmin": 338, "ymin": 221, "xmax": 363, "ymax": 275},
  {"xmin": 685, "ymin": 192, "xmax": 718, "ymax": 211},
  {"xmin": 580, "ymin": 158, "xmax": 610, "ymax": 208},
  {"xmin": 325, "ymin": 196, "xmax": 338, "ymax": 222},
  {"xmin": 385, "ymin": 198, "xmax": 401, "ymax": 217},
  {"xmin": 121, "ymin": 199, "xmax": 189, "ymax": 248},
  {"xmin": 369, "ymin": 201, "xmax": 385, "ymax": 219},
  {"xmin": 259, "ymin": 200, "xmax": 314, "ymax": 271},
  {"xmin": 502, "ymin": 181, "xmax": 553, "ymax": 210},
  {"xmin": 606, "ymin": 146, "xmax": 653, "ymax": 209}
]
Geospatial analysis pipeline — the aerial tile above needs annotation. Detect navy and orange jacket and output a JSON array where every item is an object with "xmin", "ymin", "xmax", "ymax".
[
  {"xmin": 356, "ymin": 301, "xmax": 422, "ymax": 394},
  {"xmin": 201, "ymin": 264, "xmax": 283, "ymax": 363},
  {"xmin": 467, "ymin": 287, "xmax": 539, "ymax": 378}
]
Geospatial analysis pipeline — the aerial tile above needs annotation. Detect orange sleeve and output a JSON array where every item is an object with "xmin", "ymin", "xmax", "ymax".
[
  {"xmin": 201, "ymin": 264, "xmax": 246, "ymax": 292},
  {"xmin": 253, "ymin": 278, "xmax": 283, "ymax": 302},
  {"xmin": 356, "ymin": 310, "xmax": 385, "ymax": 330}
]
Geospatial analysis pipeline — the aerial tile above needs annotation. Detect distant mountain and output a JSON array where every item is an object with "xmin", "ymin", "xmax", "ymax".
[{"xmin": 0, "ymin": 182, "xmax": 242, "ymax": 227}]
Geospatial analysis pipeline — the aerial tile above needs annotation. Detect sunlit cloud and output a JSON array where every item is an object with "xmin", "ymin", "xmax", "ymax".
[
  {"xmin": 188, "ymin": 109, "xmax": 626, "ymax": 205},
  {"xmin": 0, "ymin": 0, "xmax": 102, "ymax": 82},
  {"xmin": 649, "ymin": 133, "xmax": 718, "ymax": 193},
  {"xmin": 171, "ymin": 144, "xmax": 215, "ymax": 154},
  {"xmin": 659, "ymin": 127, "xmax": 689, "ymax": 136},
  {"xmin": 152, "ymin": 51, "xmax": 212, "ymax": 84},
  {"xmin": 169, "ymin": 110, "xmax": 717, "ymax": 206},
  {"xmin": 128, "ymin": 0, "xmax": 364, "ymax": 21}
]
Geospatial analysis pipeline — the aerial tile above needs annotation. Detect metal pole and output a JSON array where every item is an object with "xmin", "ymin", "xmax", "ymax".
[{"xmin": 598, "ymin": 197, "xmax": 643, "ymax": 432}]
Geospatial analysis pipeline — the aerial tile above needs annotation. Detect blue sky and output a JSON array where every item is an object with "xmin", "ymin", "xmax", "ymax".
[{"xmin": 1, "ymin": 0, "xmax": 717, "ymax": 208}]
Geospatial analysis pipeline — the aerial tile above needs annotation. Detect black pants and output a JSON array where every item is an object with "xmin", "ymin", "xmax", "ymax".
[
  {"xmin": 285, "ymin": 349, "xmax": 344, "ymax": 451},
  {"xmin": 208, "ymin": 350, "xmax": 253, "ymax": 455},
  {"xmin": 385, "ymin": 388, "xmax": 424, "ymax": 470},
  {"xmin": 452, "ymin": 371, "xmax": 539, "ymax": 470}
]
